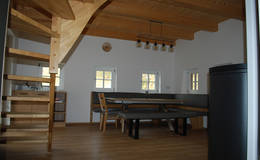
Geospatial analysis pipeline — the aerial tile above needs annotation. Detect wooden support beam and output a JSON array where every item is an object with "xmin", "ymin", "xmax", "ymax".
[
  {"xmin": 48, "ymin": 73, "xmax": 56, "ymax": 152},
  {"xmin": 10, "ymin": 9, "xmax": 59, "ymax": 38},
  {"xmin": 49, "ymin": 0, "xmax": 109, "ymax": 73},
  {"xmin": 30, "ymin": 0, "xmax": 75, "ymax": 20},
  {"xmin": 173, "ymin": 0, "xmax": 245, "ymax": 20}
]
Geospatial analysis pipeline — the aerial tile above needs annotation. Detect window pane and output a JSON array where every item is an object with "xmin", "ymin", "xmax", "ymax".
[
  {"xmin": 142, "ymin": 81, "xmax": 148, "ymax": 90},
  {"xmin": 42, "ymin": 82, "xmax": 49, "ymax": 86},
  {"xmin": 192, "ymin": 73, "xmax": 195, "ymax": 82},
  {"xmin": 55, "ymin": 77, "xmax": 60, "ymax": 87},
  {"xmin": 42, "ymin": 67, "xmax": 50, "ymax": 78},
  {"xmin": 149, "ymin": 74, "xmax": 156, "ymax": 82},
  {"xmin": 96, "ymin": 80, "xmax": 103, "ymax": 88},
  {"xmin": 96, "ymin": 71, "xmax": 103, "ymax": 79},
  {"xmin": 142, "ymin": 74, "xmax": 148, "ymax": 81},
  {"xmin": 196, "ymin": 73, "xmax": 199, "ymax": 82},
  {"xmin": 104, "ymin": 80, "xmax": 112, "ymax": 88},
  {"xmin": 196, "ymin": 82, "xmax": 199, "ymax": 90},
  {"xmin": 149, "ymin": 82, "xmax": 155, "ymax": 90},
  {"xmin": 192, "ymin": 82, "xmax": 195, "ymax": 90},
  {"xmin": 104, "ymin": 71, "xmax": 112, "ymax": 80}
]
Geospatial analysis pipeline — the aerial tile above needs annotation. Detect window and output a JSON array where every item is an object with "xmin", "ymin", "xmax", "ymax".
[
  {"xmin": 141, "ymin": 72, "xmax": 160, "ymax": 92},
  {"xmin": 42, "ymin": 67, "xmax": 61, "ymax": 87},
  {"xmin": 95, "ymin": 67, "xmax": 116, "ymax": 91},
  {"xmin": 191, "ymin": 72, "xmax": 199, "ymax": 91}
]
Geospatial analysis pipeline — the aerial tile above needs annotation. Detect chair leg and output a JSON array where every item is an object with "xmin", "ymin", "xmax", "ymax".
[
  {"xmin": 115, "ymin": 119, "xmax": 118, "ymax": 128},
  {"xmin": 103, "ymin": 113, "xmax": 108, "ymax": 133},
  {"xmin": 121, "ymin": 119, "xmax": 125, "ymax": 133},
  {"xmin": 100, "ymin": 113, "xmax": 104, "ymax": 131}
]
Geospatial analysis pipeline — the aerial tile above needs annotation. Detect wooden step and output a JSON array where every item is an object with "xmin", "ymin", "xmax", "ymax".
[
  {"xmin": 2, "ymin": 124, "xmax": 49, "ymax": 129},
  {"xmin": 10, "ymin": 9, "xmax": 59, "ymax": 38},
  {"xmin": 5, "ymin": 75, "xmax": 51, "ymax": 83},
  {"xmin": 5, "ymin": 140, "xmax": 48, "ymax": 144},
  {"xmin": 3, "ymin": 96, "xmax": 50, "ymax": 102},
  {"xmin": 3, "ymin": 113, "xmax": 49, "ymax": 119},
  {"xmin": 1, "ymin": 131, "xmax": 48, "ymax": 137},
  {"xmin": 7, "ymin": 48, "xmax": 50, "ymax": 62},
  {"xmin": 0, "ymin": 138, "xmax": 48, "ymax": 144},
  {"xmin": 5, "ymin": 128, "xmax": 48, "ymax": 132}
]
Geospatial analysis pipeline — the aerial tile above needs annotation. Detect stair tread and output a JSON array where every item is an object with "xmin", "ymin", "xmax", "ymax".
[
  {"xmin": 10, "ymin": 9, "xmax": 59, "ymax": 39},
  {"xmin": 0, "ymin": 139, "xmax": 48, "ymax": 144},
  {"xmin": 5, "ymin": 128, "xmax": 49, "ymax": 132},
  {"xmin": 3, "ymin": 124, "xmax": 49, "ymax": 129},
  {"xmin": 7, "ymin": 48, "xmax": 50, "ymax": 62},
  {"xmin": 5, "ymin": 75, "xmax": 50, "ymax": 83},
  {"xmin": 4, "ymin": 96, "xmax": 50, "ymax": 102},
  {"xmin": 4, "ymin": 112, "xmax": 50, "ymax": 118},
  {"xmin": 1, "ymin": 131, "xmax": 48, "ymax": 137}
]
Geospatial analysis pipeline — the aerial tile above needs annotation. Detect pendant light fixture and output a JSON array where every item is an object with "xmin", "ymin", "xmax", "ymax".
[
  {"xmin": 145, "ymin": 41, "xmax": 150, "ymax": 49},
  {"xmin": 161, "ymin": 43, "xmax": 166, "ymax": 51},
  {"xmin": 153, "ymin": 42, "xmax": 158, "ymax": 50},
  {"xmin": 169, "ymin": 44, "xmax": 174, "ymax": 52},
  {"xmin": 136, "ymin": 39, "xmax": 142, "ymax": 48}
]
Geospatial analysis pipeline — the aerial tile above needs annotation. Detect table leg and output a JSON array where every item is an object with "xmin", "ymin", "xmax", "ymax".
[
  {"xmin": 134, "ymin": 119, "xmax": 140, "ymax": 139},
  {"xmin": 182, "ymin": 118, "xmax": 187, "ymax": 136},
  {"xmin": 128, "ymin": 119, "xmax": 133, "ymax": 137},
  {"xmin": 175, "ymin": 118, "xmax": 179, "ymax": 135}
]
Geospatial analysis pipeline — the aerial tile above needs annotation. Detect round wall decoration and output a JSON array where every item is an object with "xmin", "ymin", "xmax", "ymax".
[{"xmin": 102, "ymin": 42, "xmax": 112, "ymax": 52}]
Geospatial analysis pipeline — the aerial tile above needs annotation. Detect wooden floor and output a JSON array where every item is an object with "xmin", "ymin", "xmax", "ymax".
[{"xmin": 0, "ymin": 124, "xmax": 208, "ymax": 160}]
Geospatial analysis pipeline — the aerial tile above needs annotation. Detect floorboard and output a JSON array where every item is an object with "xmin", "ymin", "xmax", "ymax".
[{"xmin": 0, "ymin": 125, "xmax": 208, "ymax": 160}]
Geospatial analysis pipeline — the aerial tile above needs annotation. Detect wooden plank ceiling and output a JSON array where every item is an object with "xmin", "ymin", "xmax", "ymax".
[{"xmin": 10, "ymin": 0, "xmax": 245, "ymax": 45}]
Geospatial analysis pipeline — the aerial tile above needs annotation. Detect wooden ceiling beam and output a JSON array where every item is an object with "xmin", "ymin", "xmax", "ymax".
[
  {"xmin": 100, "ymin": 11, "xmax": 198, "ymax": 32},
  {"xmin": 104, "ymin": 0, "xmax": 219, "ymax": 32},
  {"xmin": 9, "ymin": 9, "xmax": 59, "ymax": 38},
  {"xmin": 30, "ymin": 0, "xmax": 75, "ymax": 20},
  {"xmin": 85, "ymin": 15, "xmax": 194, "ymax": 40},
  {"xmin": 172, "ymin": 0, "xmax": 245, "ymax": 20},
  {"xmin": 72, "ymin": 0, "xmax": 95, "ymax": 3},
  {"xmin": 49, "ymin": 0, "xmax": 109, "ymax": 73},
  {"xmin": 86, "ymin": 27, "xmax": 176, "ymax": 45}
]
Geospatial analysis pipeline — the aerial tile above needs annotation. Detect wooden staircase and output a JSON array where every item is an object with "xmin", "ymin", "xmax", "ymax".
[
  {"xmin": 0, "ymin": 46, "xmax": 55, "ymax": 151},
  {"xmin": 1, "ymin": 0, "xmax": 109, "ymax": 152}
]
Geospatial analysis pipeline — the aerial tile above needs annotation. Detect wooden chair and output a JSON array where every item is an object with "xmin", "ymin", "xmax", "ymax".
[{"xmin": 98, "ymin": 93, "xmax": 121, "ymax": 133}]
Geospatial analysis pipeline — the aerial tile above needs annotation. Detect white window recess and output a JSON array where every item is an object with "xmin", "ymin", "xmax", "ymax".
[
  {"xmin": 141, "ymin": 71, "xmax": 161, "ymax": 93},
  {"xmin": 94, "ymin": 67, "xmax": 117, "ymax": 92}
]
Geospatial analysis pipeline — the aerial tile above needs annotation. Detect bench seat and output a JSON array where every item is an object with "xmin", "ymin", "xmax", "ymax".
[
  {"xmin": 118, "ymin": 110, "xmax": 206, "ymax": 120},
  {"xmin": 118, "ymin": 109, "xmax": 207, "ymax": 139}
]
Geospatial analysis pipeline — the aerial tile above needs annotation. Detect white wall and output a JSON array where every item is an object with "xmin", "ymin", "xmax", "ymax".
[
  {"xmin": 16, "ymin": 38, "xmax": 50, "ymax": 78},
  {"xmin": 63, "ymin": 36, "xmax": 175, "ymax": 122},
  {"xmin": 14, "ymin": 19, "xmax": 245, "ymax": 123},
  {"xmin": 172, "ymin": 19, "xmax": 244, "ymax": 94}
]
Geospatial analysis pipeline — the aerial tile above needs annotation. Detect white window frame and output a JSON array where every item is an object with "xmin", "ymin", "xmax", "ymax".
[
  {"xmin": 140, "ymin": 71, "xmax": 161, "ymax": 93},
  {"xmin": 42, "ymin": 67, "xmax": 61, "ymax": 87},
  {"xmin": 189, "ymin": 72, "xmax": 199, "ymax": 93},
  {"xmin": 94, "ymin": 66, "xmax": 117, "ymax": 92}
]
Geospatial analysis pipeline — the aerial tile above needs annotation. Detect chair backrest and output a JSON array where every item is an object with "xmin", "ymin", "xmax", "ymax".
[{"xmin": 98, "ymin": 93, "xmax": 108, "ymax": 112}]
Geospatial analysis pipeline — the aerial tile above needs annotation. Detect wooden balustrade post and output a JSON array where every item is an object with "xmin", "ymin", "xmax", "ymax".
[{"xmin": 48, "ymin": 73, "xmax": 56, "ymax": 152}]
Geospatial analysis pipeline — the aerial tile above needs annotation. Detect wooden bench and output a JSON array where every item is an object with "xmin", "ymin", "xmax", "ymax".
[
  {"xmin": 118, "ymin": 109, "xmax": 207, "ymax": 139},
  {"xmin": 90, "ymin": 92, "xmax": 208, "ymax": 129}
]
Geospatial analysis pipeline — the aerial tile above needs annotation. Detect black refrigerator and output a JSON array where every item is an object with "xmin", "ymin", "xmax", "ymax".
[{"xmin": 209, "ymin": 64, "xmax": 248, "ymax": 160}]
